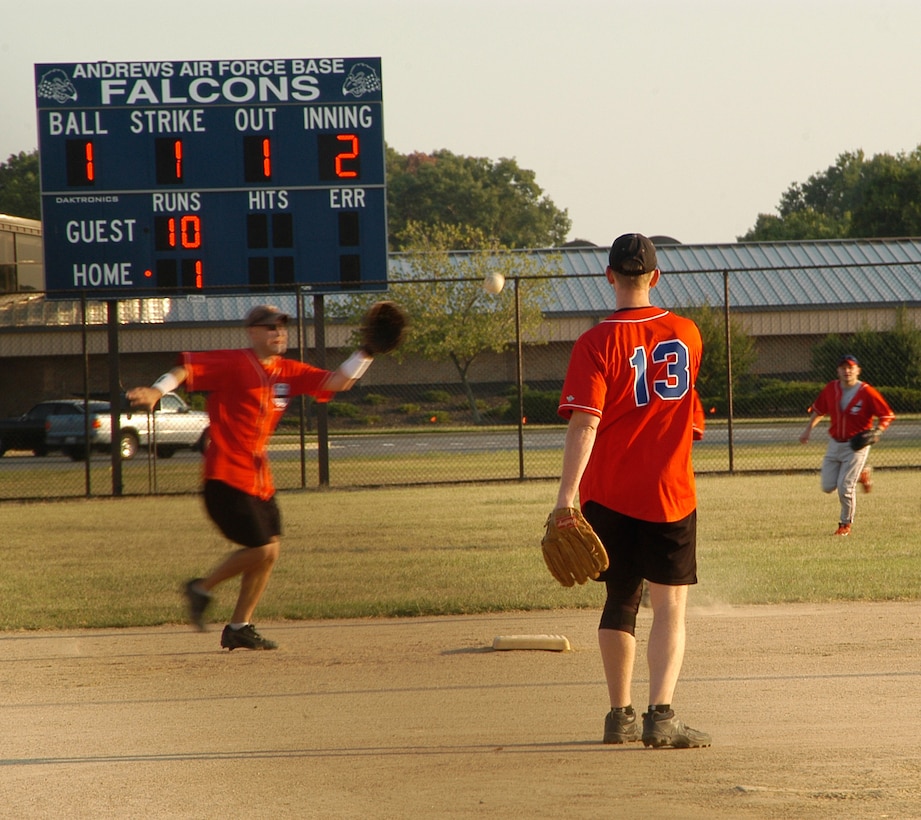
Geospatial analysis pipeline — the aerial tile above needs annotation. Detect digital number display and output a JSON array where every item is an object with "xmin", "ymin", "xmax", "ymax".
[
  {"xmin": 155, "ymin": 138, "xmax": 184, "ymax": 185},
  {"xmin": 35, "ymin": 57, "xmax": 387, "ymax": 297},
  {"xmin": 65, "ymin": 139, "xmax": 95, "ymax": 185},
  {"xmin": 317, "ymin": 133, "xmax": 360, "ymax": 180}
]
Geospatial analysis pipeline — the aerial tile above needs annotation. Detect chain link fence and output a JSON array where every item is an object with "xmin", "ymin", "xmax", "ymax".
[{"xmin": 0, "ymin": 272, "xmax": 918, "ymax": 501}]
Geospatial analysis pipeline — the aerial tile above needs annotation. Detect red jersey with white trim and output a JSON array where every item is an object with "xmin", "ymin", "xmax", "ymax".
[
  {"xmin": 182, "ymin": 349, "xmax": 332, "ymax": 500},
  {"xmin": 810, "ymin": 380, "xmax": 895, "ymax": 442},
  {"xmin": 559, "ymin": 305, "xmax": 703, "ymax": 523}
]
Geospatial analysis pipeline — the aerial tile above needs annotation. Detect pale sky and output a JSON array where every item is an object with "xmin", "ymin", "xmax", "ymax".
[{"xmin": 3, "ymin": 0, "xmax": 920, "ymax": 247}]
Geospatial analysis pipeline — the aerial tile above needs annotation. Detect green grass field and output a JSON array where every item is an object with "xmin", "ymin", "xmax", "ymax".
[{"xmin": 1, "ymin": 471, "xmax": 918, "ymax": 630}]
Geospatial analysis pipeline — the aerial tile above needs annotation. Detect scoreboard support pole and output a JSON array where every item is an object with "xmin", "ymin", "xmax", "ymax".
[
  {"xmin": 106, "ymin": 300, "xmax": 123, "ymax": 496},
  {"xmin": 79, "ymin": 294, "xmax": 93, "ymax": 494}
]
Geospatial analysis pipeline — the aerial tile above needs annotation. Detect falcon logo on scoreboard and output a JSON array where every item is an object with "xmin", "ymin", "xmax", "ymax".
[
  {"xmin": 342, "ymin": 64, "xmax": 382, "ymax": 98},
  {"xmin": 37, "ymin": 69, "xmax": 78, "ymax": 104}
]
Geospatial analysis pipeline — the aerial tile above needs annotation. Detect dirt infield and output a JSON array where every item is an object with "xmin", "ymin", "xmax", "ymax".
[{"xmin": 2, "ymin": 602, "xmax": 920, "ymax": 819}]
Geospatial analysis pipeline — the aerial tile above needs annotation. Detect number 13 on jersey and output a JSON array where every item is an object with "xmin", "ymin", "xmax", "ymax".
[{"xmin": 630, "ymin": 340, "xmax": 692, "ymax": 406}]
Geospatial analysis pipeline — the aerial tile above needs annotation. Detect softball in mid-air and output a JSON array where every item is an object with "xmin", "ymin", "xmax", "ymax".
[{"xmin": 483, "ymin": 272, "xmax": 505, "ymax": 294}]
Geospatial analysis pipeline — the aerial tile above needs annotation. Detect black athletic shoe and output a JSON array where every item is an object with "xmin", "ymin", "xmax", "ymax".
[
  {"xmin": 220, "ymin": 624, "xmax": 278, "ymax": 651},
  {"xmin": 642, "ymin": 709, "xmax": 711, "ymax": 748},
  {"xmin": 184, "ymin": 578, "xmax": 212, "ymax": 632},
  {"xmin": 603, "ymin": 708, "xmax": 642, "ymax": 744}
]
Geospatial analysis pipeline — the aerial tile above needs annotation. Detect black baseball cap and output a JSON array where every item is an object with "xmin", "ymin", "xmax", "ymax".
[
  {"xmin": 244, "ymin": 304, "xmax": 289, "ymax": 327},
  {"xmin": 608, "ymin": 233, "xmax": 658, "ymax": 275},
  {"xmin": 838, "ymin": 354, "xmax": 859, "ymax": 366}
]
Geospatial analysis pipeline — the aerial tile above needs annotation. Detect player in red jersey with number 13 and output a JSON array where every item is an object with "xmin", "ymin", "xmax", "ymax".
[{"xmin": 550, "ymin": 233, "xmax": 711, "ymax": 748}]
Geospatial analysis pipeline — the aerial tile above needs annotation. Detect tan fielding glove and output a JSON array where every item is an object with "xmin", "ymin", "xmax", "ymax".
[{"xmin": 541, "ymin": 507, "xmax": 609, "ymax": 587}]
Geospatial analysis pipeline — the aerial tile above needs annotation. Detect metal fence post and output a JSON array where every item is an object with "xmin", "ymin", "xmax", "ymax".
[
  {"xmin": 514, "ymin": 277, "xmax": 525, "ymax": 480},
  {"xmin": 296, "ymin": 289, "xmax": 308, "ymax": 489},
  {"xmin": 313, "ymin": 293, "xmax": 330, "ymax": 487},
  {"xmin": 723, "ymin": 270, "xmax": 735, "ymax": 474}
]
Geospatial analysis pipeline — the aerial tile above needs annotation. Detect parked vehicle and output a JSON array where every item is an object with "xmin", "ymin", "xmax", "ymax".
[
  {"xmin": 45, "ymin": 393, "xmax": 210, "ymax": 461},
  {"xmin": 0, "ymin": 399, "xmax": 105, "ymax": 457}
]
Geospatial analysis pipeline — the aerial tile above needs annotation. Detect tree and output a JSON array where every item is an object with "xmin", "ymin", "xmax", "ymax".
[
  {"xmin": 386, "ymin": 147, "xmax": 571, "ymax": 250},
  {"xmin": 741, "ymin": 209, "xmax": 844, "ymax": 241},
  {"xmin": 0, "ymin": 150, "xmax": 41, "ymax": 219},
  {"xmin": 344, "ymin": 222, "xmax": 555, "ymax": 423},
  {"xmin": 810, "ymin": 307, "xmax": 921, "ymax": 389},
  {"xmin": 681, "ymin": 303, "xmax": 757, "ymax": 404},
  {"xmin": 849, "ymin": 151, "xmax": 921, "ymax": 238},
  {"xmin": 739, "ymin": 146, "xmax": 921, "ymax": 241}
]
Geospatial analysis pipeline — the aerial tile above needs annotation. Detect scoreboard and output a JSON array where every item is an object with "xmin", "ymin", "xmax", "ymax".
[{"xmin": 34, "ymin": 57, "xmax": 387, "ymax": 297}]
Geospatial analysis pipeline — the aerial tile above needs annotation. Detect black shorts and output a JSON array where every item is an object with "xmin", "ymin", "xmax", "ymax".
[
  {"xmin": 203, "ymin": 479, "xmax": 282, "ymax": 548},
  {"xmin": 582, "ymin": 501, "xmax": 698, "ymax": 586}
]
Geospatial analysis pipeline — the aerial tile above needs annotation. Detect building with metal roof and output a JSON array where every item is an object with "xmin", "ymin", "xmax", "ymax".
[
  {"xmin": 540, "ymin": 237, "xmax": 921, "ymax": 316},
  {"xmin": 395, "ymin": 238, "xmax": 921, "ymax": 377}
]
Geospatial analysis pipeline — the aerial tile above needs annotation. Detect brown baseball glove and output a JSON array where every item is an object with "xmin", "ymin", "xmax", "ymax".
[
  {"xmin": 541, "ymin": 507, "xmax": 609, "ymax": 587},
  {"xmin": 359, "ymin": 300, "xmax": 407, "ymax": 355}
]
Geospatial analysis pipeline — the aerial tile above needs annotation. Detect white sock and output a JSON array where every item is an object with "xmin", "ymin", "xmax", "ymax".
[{"xmin": 230, "ymin": 622, "xmax": 249, "ymax": 630}]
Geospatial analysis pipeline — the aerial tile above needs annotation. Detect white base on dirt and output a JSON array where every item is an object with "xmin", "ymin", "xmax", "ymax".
[{"xmin": 492, "ymin": 634, "xmax": 571, "ymax": 651}]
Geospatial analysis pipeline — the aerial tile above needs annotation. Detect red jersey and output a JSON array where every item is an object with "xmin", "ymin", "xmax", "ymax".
[
  {"xmin": 559, "ymin": 305, "xmax": 703, "ymax": 523},
  {"xmin": 182, "ymin": 348, "xmax": 332, "ymax": 500},
  {"xmin": 810, "ymin": 380, "xmax": 895, "ymax": 442}
]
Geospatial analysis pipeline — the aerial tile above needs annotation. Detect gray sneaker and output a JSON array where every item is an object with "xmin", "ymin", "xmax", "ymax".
[
  {"xmin": 642, "ymin": 709, "xmax": 711, "ymax": 748},
  {"xmin": 220, "ymin": 624, "xmax": 278, "ymax": 651},
  {"xmin": 184, "ymin": 578, "xmax": 212, "ymax": 632},
  {"xmin": 603, "ymin": 708, "xmax": 642, "ymax": 744}
]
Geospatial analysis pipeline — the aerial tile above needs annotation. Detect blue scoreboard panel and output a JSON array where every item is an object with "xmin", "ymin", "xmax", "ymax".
[{"xmin": 35, "ymin": 57, "xmax": 387, "ymax": 297}]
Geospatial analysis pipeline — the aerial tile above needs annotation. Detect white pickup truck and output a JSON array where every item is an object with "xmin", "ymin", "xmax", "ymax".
[{"xmin": 45, "ymin": 392, "xmax": 210, "ymax": 461}]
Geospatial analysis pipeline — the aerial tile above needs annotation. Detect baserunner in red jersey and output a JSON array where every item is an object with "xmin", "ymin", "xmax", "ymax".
[
  {"xmin": 550, "ymin": 233, "xmax": 711, "ymax": 749},
  {"xmin": 129, "ymin": 304, "xmax": 376, "ymax": 651}
]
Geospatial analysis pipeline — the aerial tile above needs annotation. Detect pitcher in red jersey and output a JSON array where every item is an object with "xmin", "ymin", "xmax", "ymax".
[{"xmin": 129, "ymin": 304, "xmax": 375, "ymax": 650}]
